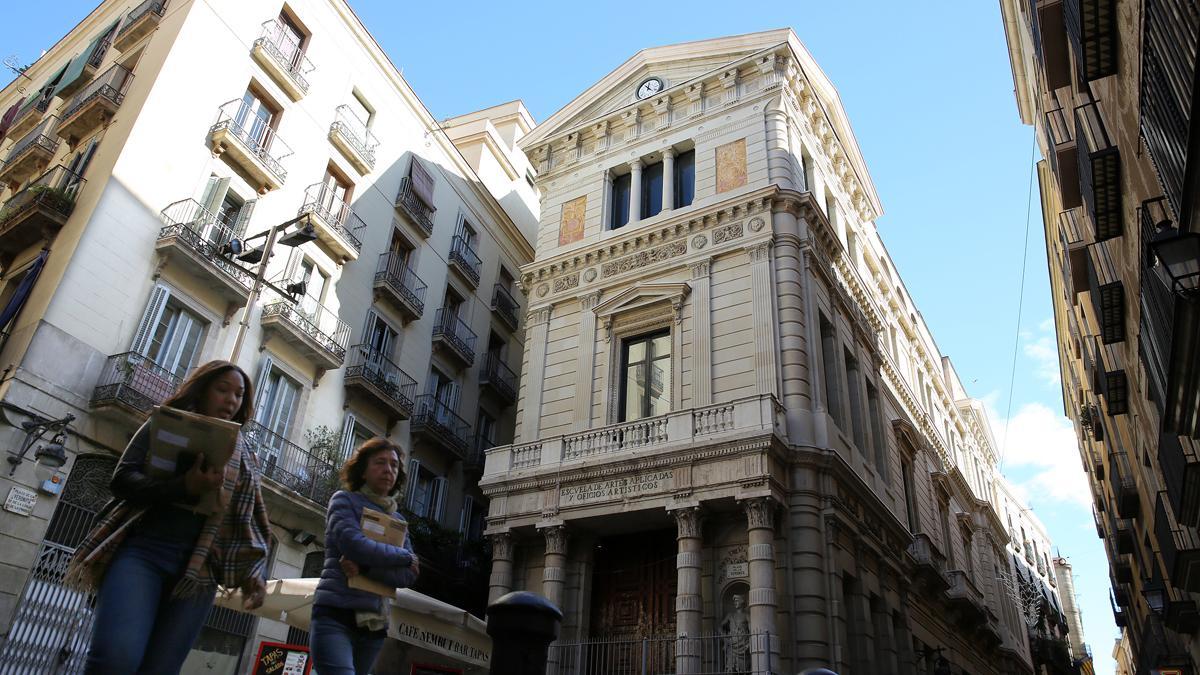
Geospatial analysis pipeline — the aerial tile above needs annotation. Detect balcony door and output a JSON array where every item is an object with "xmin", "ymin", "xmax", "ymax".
[
  {"xmin": 428, "ymin": 369, "xmax": 459, "ymax": 424},
  {"xmin": 362, "ymin": 311, "xmax": 397, "ymax": 380},
  {"xmin": 320, "ymin": 168, "xmax": 351, "ymax": 221},
  {"xmin": 256, "ymin": 369, "xmax": 300, "ymax": 463},
  {"xmin": 619, "ymin": 331, "xmax": 671, "ymax": 422},
  {"xmin": 235, "ymin": 90, "xmax": 275, "ymax": 150},
  {"xmin": 148, "ymin": 303, "xmax": 204, "ymax": 381}
]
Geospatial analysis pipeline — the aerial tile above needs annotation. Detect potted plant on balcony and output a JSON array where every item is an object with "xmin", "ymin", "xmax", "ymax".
[{"xmin": 303, "ymin": 425, "xmax": 346, "ymax": 504}]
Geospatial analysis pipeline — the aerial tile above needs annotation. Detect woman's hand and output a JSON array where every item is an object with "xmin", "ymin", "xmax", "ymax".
[
  {"xmin": 241, "ymin": 576, "xmax": 267, "ymax": 611},
  {"xmin": 183, "ymin": 454, "xmax": 224, "ymax": 496},
  {"xmin": 340, "ymin": 556, "xmax": 361, "ymax": 578}
]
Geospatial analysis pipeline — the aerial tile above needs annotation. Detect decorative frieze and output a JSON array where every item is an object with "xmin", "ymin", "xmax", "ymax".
[
  {"xmin": 713, "ymin": 221, "xmax": 745, "ymax": 245},
  {"xmin": 601, "ymin": 239, "xmax": 688, "ymax": 278},
  {"xmin": 552, "ymin": 272, "xmax": 580, "ymax": 293}
]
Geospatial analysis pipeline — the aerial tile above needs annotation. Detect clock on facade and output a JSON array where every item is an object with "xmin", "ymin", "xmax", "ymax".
[{"xmin": 636, "ymin": 77, "xmax": 664, "ymax": 100}]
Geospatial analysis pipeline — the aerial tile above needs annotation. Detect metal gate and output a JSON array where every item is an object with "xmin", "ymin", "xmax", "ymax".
[{"xmin": 0, "ymin": 454, "xmax": 116, "ymax": 674}]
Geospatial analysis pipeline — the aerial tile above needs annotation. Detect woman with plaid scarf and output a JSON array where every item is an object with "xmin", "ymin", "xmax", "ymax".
[{"xmin": 66, "ymin": 360, "xmax": 271, "ymax": 674}]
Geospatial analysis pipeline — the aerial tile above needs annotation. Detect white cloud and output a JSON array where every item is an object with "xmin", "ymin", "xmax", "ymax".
[
  {"xmin": 1022, "ymin": 318, "xmax": 1061, "ymax": 387},
  {"xmin": 987, "ymin": 401, "xmax": 1091, "ymax": 508}
]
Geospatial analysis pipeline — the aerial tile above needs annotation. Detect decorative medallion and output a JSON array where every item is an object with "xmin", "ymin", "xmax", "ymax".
[
  {"xmin": 748, "ymin": 216, "xmax": 765, "ymax": 232},
  {"xmin": 536, "ymin": 283, "xmax": 549, "ymax": 298},
  {"xmin": 692, "ymin": 235, "xmax": 708, "ymax": 249},
  {"xmin": 583, "ymin": 268, "xmax": 598, "ymax": 283}
]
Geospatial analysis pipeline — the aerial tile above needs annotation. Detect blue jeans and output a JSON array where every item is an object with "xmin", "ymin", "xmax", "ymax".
[
  {"xmin": 83, "ymin": 534, "xmax": 215, "ymax": 674},
  {"xmin": 310, "ymin": 611, "xmax": 386, "ymax": 675}
]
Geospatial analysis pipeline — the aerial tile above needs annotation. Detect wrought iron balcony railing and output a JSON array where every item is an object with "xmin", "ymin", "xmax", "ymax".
[
  {"xmin": 158, "ymin": 199, "xmax": 254, "ymax": 289},
  {"xmin": 298, "ymin": 182, "xmax": 364, "ymax": 255},
  {"xmin": 344, "ymin": 343, "xmax": 417, "ymax": 417},
  {"xmin": 243, "ymin": 420, "xmax": 335, "ymax": 508},
  {"xmin": 432, "ymin": 308, "xmax": 476, "ymax": 366},
  {"xmin": 117, "ymin": 0, "xmax": 168, "ymax": 41},
  {"xmin": 209, "ymin": 99, "xmax": 293, "ymax": 186},
  {"xmin": 491, "ymin": 283, "xmax": 520, "ymax": 330},
  {"xmin": 3, "ymin": 115, "xmax": 60, "ymax": 167},
  {"xmin": 374, "ymin": 252, "xmax": 426, "ymax": 320},
  {"xmin": 253, "ymin": 19, "xmax": 314, "ymax": 95},
  {"xmin": 261, "ymin": 295, "xmax": 350, "ymax": 363},
  {"xmin": 90, "ymin": 352, "xmax": 181, "ymax": 416},
  {"xmin": 58, "ymin": 64, "xmax": 133, "ymax": 139},
  {"xmin": 395, "ymin": 176, "xmax": 435, "ymax": 236},
  {"xmin": 480, "ymin": 354, "xmax": 517, "ymax": 403},
  {"xmin": 449, "ymin": 235, "xmax": 482, "ymax": 287},
  {"xmin": 410, "ymin": 395, "xmax": 471, "ymax": 460},
  {"xmin": 329, "ymin": 104, "xmax": 379, "ymax": 170}
]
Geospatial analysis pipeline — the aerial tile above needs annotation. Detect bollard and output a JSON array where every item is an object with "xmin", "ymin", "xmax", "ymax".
[{"xmin": 486, "ymin": 591, "xmax": 563, "ymax": 675}]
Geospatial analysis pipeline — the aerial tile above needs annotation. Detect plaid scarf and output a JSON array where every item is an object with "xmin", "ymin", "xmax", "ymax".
[{"xmin": 65, "ymin": 434, "xmax": 270, "ymax": 598}]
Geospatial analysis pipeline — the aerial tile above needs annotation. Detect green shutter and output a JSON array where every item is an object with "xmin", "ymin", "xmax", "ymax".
[{"xmin": 51, "ymin": 20, "xmax": 119, "ymax": 99}]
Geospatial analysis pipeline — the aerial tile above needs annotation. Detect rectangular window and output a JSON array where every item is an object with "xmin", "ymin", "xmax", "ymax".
[
  {"xmin": 256, "ymin": 368, "xmax": 301, "ymax": 464},
  {"xmin": 407, "ymin": 464, "xmax": 446, "ymax": 521},
  {"xmin": 610, "ymin": 172, "xmax": 631, "ymax": 230},
  {"xmin": 456, "ymin": 218, "xmax": 478, "ymax": 249},
  {"xmin": 940, "ymin": 501, "xmax": 955, "ymax": 568},
  {"xmin": 619, "ymin": 330, "xmax": 671, "ymax": 422},
  {"xmin": 673, "ymin": 149, "xmax": 695, "ymax": 209},
  {"xmin": 901, "ymin": 457, "xmax": 919, "ymax": 532},
  {"xmin": 235, "ymin": 88, "xmax": 279, "ymax": 150},
  {"xmin": 149, "ymin": 302, "xmax": 205, "ymax": 380},
  {"xmin": 476, "ymin": 411, "xmax": 497, "ymax": 454},
  {"xmin": 866, "ymin": 381, "xmax": 887, "ymax": 479},
  {"xmin": 820, "ymin": 313, "xmax": 844, "ymax": 426},
  {"xmin": 640, "ymin": 160, "xmax": 664, "ymax": 219},
  {"xmin": 844, "ymin": 348, "xmax": 866, "ymax": 450},
  {"xmin": 961, "ymin": 526, "xmax": 974, "ymax": 576}
]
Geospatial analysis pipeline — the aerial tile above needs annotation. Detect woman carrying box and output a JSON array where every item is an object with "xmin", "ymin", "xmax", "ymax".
[
  {"xmin": 68, "ymin": 359, "xmax": 271, "ymax": 674},
  {"xmin": 311, "ymin": 437, "xmax": 420, "ymax": 674}
]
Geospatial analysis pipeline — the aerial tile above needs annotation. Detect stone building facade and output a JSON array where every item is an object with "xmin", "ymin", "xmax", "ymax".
[
  {"xmin": 999, "ymin": 0, "xmax": 1200, "ymax": 670},
  {"xmin": 480, "ymin": 29, "xmax": 1042, "ymax": 675},
  {"xmin": 0, "ymin": 0, "xmax": 535, "ymax": 672}
]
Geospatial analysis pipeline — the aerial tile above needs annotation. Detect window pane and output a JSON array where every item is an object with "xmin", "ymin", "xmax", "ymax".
[
  {"xmin": 674, "ymin": 150, "xmax": 695, "ymax": 208},
  {"xmin": 650, "ymin": 335, "xmax": 671, "ymax": 358},
  {"xmin": 641, "ymin": 161, "xmax": 663, "ymax": 219},
  {"xmin": 625, "ymin": 364, "xmax": 645, "ymax": 420},
  {"xmin": 610, "ymin": 173, "xmax": 631, "ymax": 230},
  {"xmin": 648, "ymin": 359, "xmax": 671, "ymax": 416},
  {"xmin": 626, "ymin": 340, "xmax": 646, "ymax": 363}
]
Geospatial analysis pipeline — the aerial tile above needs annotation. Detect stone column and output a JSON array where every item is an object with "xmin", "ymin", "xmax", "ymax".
[
  {"xmin": 746, "ymin": 242, "xmax": 779, "ymax": 396},
  {"xmin": 673, "ymin": 506, "xmax": 703, "ymax": 674},
  {"xmin": 662, "ymin": 148, "xmax": 676, "ymax": 213},
  {"xmin": 541, "ymin": 525, "xmax": 569, "ymax": 609},
  {"xmin": 773, "ymin": 208, "xmax": 813, "ymax": 445},
  {"xmin": 521, "ymin": 306, "xmax": 552, "ymax": 441},
  {"xmin": 488, "ymin": 532, "xmax": 515, "ymax": 605},
  {"xmin": 743, "ymin": 498, "xmax": 779, "ymax": 673},
  {"xmin": 873, "ymin": 598, "xmax": 898, "ymax": 673},
  {"xmin": 690, "ymin": 259, "xmax": 712, "ymax": 406},
  {"xmin": 574, "ymin": 292, "xmax": 602, "ymax": 430},
  {"xmin": 629, "ymin": 159, "xmax": 643, "ymax": 226}
]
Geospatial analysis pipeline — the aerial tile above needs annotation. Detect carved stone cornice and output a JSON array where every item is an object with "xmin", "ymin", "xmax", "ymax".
[
  {"xmin": 542, "ymin": 525, "xmax": 569, "ymax": 556},
  {"xmin": 673, "ymin": 506, "xmax": 703, "ymax": 539}
]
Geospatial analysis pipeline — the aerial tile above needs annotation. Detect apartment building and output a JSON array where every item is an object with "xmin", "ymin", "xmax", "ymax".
[
  {"xmin": 999, "ymin": 0, "xmax": 1200, "ymax": 670},
  {"xmin": 478, "ymin": 29, "xmax": 1055, "ymax": 675},
  {"xmin": 0, "ymin": 0, "xmax": 535, "ymax": 672}
]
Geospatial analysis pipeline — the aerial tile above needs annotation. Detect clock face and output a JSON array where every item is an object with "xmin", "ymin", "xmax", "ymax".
[{"xmin": 637, "ymin": 77, "xmax": 664, "ymax": 100}]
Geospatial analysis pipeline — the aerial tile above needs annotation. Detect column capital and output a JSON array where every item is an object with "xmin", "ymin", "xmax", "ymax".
[
  {"xmin": 690, "ymin": 258, "xmax": 712, "ymax": 279},
  {"xmin": 490, "ymin": 532, "xmax": 514, "ymax": 560},
  {"xmin": 528, "ymin": 305, "xmax": 553, "ymax": 326},
  {"xmin": 580, "ymin": 290, "xmax": 603, "ymax": 311},
  {"xmin": 630, "ymin": 158, "xmax": 644, "ymax": 172},
  {"xmin": 741, "ymin": 497, "xmax": 778, "ymax": 531},
  {"xmin": 672, "ymin": 506, "xmax": 703, "ymax": 539},
  {"xmin": 744, "ymin": 241, "xmax": 772, "ymax": 264},
  {"xmin": 662, "ymin": 147, "xmax": 676, "ymax": 160},
  {"xmin": 541, "ymin": 524, "xmax": 569, "ymax": 556}
]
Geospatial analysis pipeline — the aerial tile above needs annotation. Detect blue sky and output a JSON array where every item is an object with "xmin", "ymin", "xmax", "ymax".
[{"xmin": 4, "ymin": 0, "xmax": 1117, "ymax": 670}]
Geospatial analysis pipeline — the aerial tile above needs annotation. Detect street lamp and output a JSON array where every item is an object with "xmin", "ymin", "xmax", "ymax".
[
  {"xmin": 1142, "ymin": 582, "xmax": 1167, "ymax": 615},
  {"xmin": 1149, "ymin": 226, "xmax": 1200, "ymax": 300},
  {"xmin": 226, "ymin": 214, "xmax": 319, "ymax": 363},
  {"xmin": 7, "ymin": 414, "xmax": 74, "ymax": 482}
]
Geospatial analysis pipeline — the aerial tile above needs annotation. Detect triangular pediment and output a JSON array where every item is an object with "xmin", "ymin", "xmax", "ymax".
[
  {"xmin": 593, "ymin": 282, "xmax": 692, "ymax": 320},
  {"xmin": 522, "ymin": 29, "xmax": 794, "ymax": 148}
]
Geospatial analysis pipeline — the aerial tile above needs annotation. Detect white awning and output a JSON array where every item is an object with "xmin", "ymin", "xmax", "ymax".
[{"xmin": 216, "ymin": 579, "xmax": 491, "ymax": 668}]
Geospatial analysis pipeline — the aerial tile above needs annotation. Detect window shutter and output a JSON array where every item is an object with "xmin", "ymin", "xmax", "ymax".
[
  {"xmin": 405, "ymin": 458, "xmax": 420, "ymax": 508},
  {"xmin": 253, "ymin": 354, "xmax": 274, "ymax": 411},
  {"xmin": 284, "ymin": 249, "xmax": 303, "ymax": 283},
  {"xmin": 130, "ymin": 284, "xmax": 170, "ymax": 356},
  {"xmin": 362, "ymin": 309, "xmax": 378, "ymax": 344},
  {"xmin": 431, "ymin": 476, "xmax": 448, "ymax": 522},
  {"xmin": 233, "ymin": 199, "xmax": 256, "ymax": 238},
  {"xmin": 459, "ymin": 495, "xmax": 474, "ymax": 534},
  {"xmin": 339, "ymin": 412, "xmax": 357, "ymax": 461},
  {"xmin": 409, "ymin": 158, "xmax": 436, "ymax": 208},
  {"xmin": 200, "ymin": 176, "xmax": 230, "ymax": 215},
  {"xmin": 0, "ymin": 97, "xmax": 24, "ymax": 140}
]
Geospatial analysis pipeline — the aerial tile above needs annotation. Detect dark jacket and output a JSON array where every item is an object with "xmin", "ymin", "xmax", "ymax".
[
  {"xmin": 111, "ymin": 422, "xmax": 200, "ymax": 506},
  {"xmin": 313, "ymin": 490, "xmax": 417, "ymax": 615}
]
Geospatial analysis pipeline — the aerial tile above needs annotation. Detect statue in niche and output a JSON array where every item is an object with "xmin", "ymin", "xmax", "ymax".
[{"xmin": 720, "ymin": 593, "xmax": 751, "ymax": 673}]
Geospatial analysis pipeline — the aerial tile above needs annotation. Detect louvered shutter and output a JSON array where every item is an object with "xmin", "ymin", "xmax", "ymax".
[
  {"xmin": 431, "ymin": 476, "xmax": 448, "ymax": 522},
  {"xmin": 339, "ymin": 412, "xmax": 357, "ymax": 461},
  {"xmin": 409, "ymin": 158, "xmax": 435, "ymax": 208},
  {"xmin": 233, "ymin": 199, "xmax": 256, "ymax": 238},
  {"xmin": 405, "ymin": 458, "xmax": 421, "ymax": 508},
  {"xmin": 130, "ymin": 284, "xmax": 170, "ymax": 355},
  {"xmin": 252, "ymin": 354, "xmax": 274, "ymax": 411},
  {"xmin": 459, "ymin": 495, "xmax": 474, "ymax": 534}
]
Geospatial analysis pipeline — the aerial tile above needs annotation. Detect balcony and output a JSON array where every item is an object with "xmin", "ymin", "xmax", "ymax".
[
  {"xmin": 250, "ymin": 19, "xmax": 314, "ymax": 101},
  {"xmin": 260, "ymin": 296, "xmax": 350, "ymax": 371},
  {"xmin": 1113, "ymin": 515, "xmax": 1134, "ymax": 554},
  {"xmin": 0, "ymin": 116, "xmax": 60, "ymax": 188},
  {"xmin": 0, "ymin": 165, "xmax": 82, "ymax": 265},
  {"xmin": 395, "ymin": 176, "xmax": 435, "ymax": 237},
  {"xmin": 484, "ymin": 394, "xmax": 785, "ymax": 477},
  {"xmin": 113, "ymin": 0, "xmax": 167, "ymax": 51},
  {"xmin": 479, "ymin": 354, "xmax": 517, "ymax": 406},
  {"xmin": 328, "ymin": 105, "xmax": 379, "ymax": 174},
  {"xmin": 1035, "ymin": 1, "xmax": 1072, "ymax": 90},
  {"xmin": 432, "ymin": 308, "xmax": 476, "ymax": 368},
  {"xmin": 1109, "ymin": 450, "xmax": 1140, "ymax": 518},
  {"xmin": 56, "ymin": 64, "xmax": 132, "ymax": 145},
  {"xmin": 297, "ymin": 183, "xmax": 364, "ymax": 263},
  {"xmin": 207, "ymin": 99, "xmax": 292, "ymax": 193},
  {"xmin": 156, "ymin": 199, "xmax": 253, "ymax": 306},
  {"xmin": 1157, "ymin": 426, "xmax": 1200, "ymax": 529},
  {"xmin": 1046, "ymin": 104, "xmax": 1081, "ymax": 209},
  {"xmin": 1111, "ymin": 590, "xmax": 1127, "ymax": 627},
  {"xmin": 242, "ymin": 421, "xmax": 335, "ymax": 509},
  {"xmin": 491, "ymin": 284, "xmax": 520, "ymax": 331},
  {"xmin": 89, "ymin": 352, "xmax": 181, "ymax": 424},
  {"xmin": 1075, "ymin": 101, "xmax": 1122, "ymax": 241},
  {"xmin": 373, "ymin": 252, "xmax": 426, "ymax": 322},
  {"xmin": 1113, "ymin": 553, "xmax": 1134, "ymax": 583},
  {"xmin": 410, "ymin": 395, "xmax": 471, "ymax": 460},
  {"xmin": 53, "ymin": 36, "xmax": 112, "ymax": 102},
  {"xmin": 907, "ymin": 533, "xmax": 951, "ymax": 592},
  {"xmin": 343, "ymin": 343, "xmax": 417, "ymax": 424},
  {"xmin": 1155, "ymin": 493, "xmax": 1200, "ymax": 592},
  {"xmin": 1139, "ymin": 0, "xmax": 1197, "ymax": 227},
  {"xmin": 1164, "ymin": 585, "xmax": 1200, "ymax": 634},
  {"xmin": 1064, "ymin": 0, "xmax": 1118, "ymax": 82},
  {"xmin": 945, "ymin": 570, "xmax": 987, "ymax": 624},
  {"xmin": 448, "ymin": 236, "xmax": 482, "ymax": 288},
  {"xmin": 1086, "ymin": 245, "xmax": 1124, "ymax": 344},
  {"xmin": 3, "ymin": 97, "xmax": 51, "ymax": 143},
  {"xmin": 1093, "ymin": 506, "xmax": 1105, "ymax": 538},
  {"xmin": 464, "ymin": 436, "xmax": 490, "ymax": 477}
]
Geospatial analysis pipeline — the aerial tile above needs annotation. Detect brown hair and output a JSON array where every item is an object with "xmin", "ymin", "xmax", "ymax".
[
  {"xmin": 340, "ymin": 437, "xmax": 405, "ymax": 495},
  {"xmin": 163, "ymin": 360, "xmax": 255, "ymax": 424}
]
